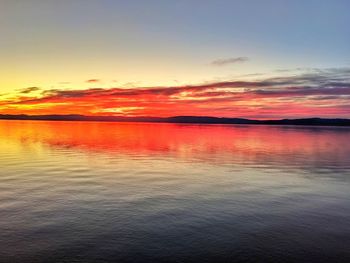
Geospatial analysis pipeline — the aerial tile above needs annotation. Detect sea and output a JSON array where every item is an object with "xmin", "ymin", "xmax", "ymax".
[{"xmin": 0, "ymin": 120, "xmax": 350, "ymax": 263}]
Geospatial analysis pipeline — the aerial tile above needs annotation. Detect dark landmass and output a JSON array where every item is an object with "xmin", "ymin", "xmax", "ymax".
[{"xmin": 0, "ymin": 114, "xmax": 349, "ymax": 126}]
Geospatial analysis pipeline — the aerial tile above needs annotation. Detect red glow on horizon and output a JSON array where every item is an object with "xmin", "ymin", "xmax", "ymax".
[{"xmin": 1, "ymin": 75, "xmax": 349, "ymax": 119}]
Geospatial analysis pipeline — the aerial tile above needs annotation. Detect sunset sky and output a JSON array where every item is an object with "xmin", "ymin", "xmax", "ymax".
[{"xmin": 1, "ymin": 0, "xmax": 349, "ymax": 119}]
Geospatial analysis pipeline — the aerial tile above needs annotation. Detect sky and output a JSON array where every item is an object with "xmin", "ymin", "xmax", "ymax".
[{"xmin": 0, "ymin": 0, "xmax": 349, "ymax": 119}]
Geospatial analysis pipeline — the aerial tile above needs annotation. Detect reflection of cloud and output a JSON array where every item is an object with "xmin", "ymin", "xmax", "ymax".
[
  {"xmin": 1, "ymin": 121, "xmax": 349, "ymax": 171},
  {"xmin": 2, "ymin": 68, "xmax": 350, "ymax": 118},
  {"xmin": 211, "ymin": 57, "xmax": 249, "ymax": 66}
]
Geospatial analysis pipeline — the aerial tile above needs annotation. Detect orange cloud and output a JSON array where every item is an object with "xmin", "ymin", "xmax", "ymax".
[
  {"xmin": 86, "ymin": 79, "xmax": 100, "ymax": 83},
  {"xmin": 1, "ymin": 68, "xmax": 350, "ymax": 119}
]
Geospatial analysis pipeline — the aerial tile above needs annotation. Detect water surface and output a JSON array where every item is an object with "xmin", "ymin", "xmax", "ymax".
[{"xmin": 0, "ymin": 120, "xmax": 350, "ymax": 263}]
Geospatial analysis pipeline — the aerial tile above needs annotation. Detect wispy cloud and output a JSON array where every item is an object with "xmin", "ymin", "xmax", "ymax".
[
  {"xmin": 1, "ymin": 68, "xmax": 350, "ymax": 119},
  {"xmin": 19, "ymin": 87, "xmax": 41, "ymax": 94},
  {"xmin": 211, "ymin": 57, "xmax": 249, "ymax": 66},
  {"xmin": 86, "ymin": 79, "xmax": 100, "ymax": 83}
]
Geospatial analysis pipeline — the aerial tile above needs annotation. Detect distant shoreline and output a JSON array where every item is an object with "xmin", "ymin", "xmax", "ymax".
[{"xmin": 1, "ymin": 114, "xmax": 350, "ymax": 127}]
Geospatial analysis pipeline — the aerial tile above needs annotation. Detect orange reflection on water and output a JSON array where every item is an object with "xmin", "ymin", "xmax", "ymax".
[{"xmin": 1, "ymin": 120, "xmax": 350, "ymax": 167}]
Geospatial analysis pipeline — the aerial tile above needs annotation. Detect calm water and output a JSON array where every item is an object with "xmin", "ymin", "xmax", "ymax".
[{"xmin": 0, "ymin": 120, "xmax": 350, "ymax": 263}]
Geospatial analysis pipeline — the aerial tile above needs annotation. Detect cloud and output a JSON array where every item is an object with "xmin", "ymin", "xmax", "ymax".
[
  {"xmin": 2, "ymin": 67, "xmax": 350, "ymax": 119},
  {"xmin": 211, "ymin": 57, "xmax": 249, "ymax": 66},
  {"xmin": 21, "ymin": 71, "xmax": 349, "ymax": 103},
  {"xmin": 86, "ymin": 79, "xmax": 100, "ymax": 83},
  {"xmin": 20, "ymin": 87, "xmax": 41, "ymax": 94}
]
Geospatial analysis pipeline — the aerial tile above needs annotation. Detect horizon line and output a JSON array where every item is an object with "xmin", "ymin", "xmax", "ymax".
[{"xmin": 0, "ymin": 114, "xmax": 349, "ymax": 127}]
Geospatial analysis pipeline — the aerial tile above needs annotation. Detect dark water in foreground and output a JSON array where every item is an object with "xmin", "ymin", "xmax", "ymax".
[{"xmin": 0, "ymin": 120, "xmax": 350, "ymax": 263}]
